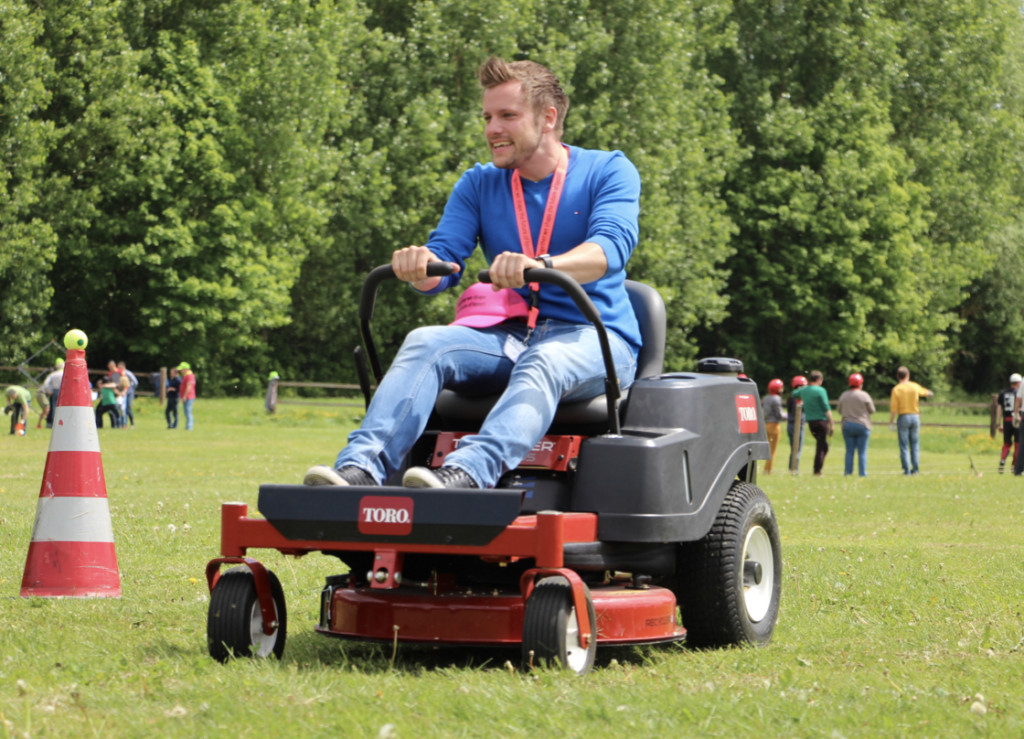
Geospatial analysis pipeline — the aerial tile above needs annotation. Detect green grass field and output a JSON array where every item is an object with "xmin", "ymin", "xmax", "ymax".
[{"xmin": 1, "ymin": 397, "xmax": 1022, "ymax": 737}]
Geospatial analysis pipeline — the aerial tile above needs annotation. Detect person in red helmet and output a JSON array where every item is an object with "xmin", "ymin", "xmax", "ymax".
[
  {"xmin": 787, "ymin": 375, "xmax": 808, "ymax": 470},
  {"xmin": 762, "ymin": 378, "xmax": 785, "ymax": 473},
  {"xmin": 837, "ymin": 372, "xmax": 876, "ymax": 476}
]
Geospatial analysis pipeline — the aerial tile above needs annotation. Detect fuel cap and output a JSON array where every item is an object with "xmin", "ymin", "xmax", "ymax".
[{"xmin": 696, "ymin": 357, "xmax": 745, "ymax": 374}]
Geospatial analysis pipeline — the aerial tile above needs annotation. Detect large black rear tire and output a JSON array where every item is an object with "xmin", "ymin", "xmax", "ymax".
[
  {"xmin": 676, "ymin": 481, "xmax": 781, "ymax": 647},
  {"xmin": 207, "ymin": 566, "xmax": 287, "ymax": 662},
  {"xmin": 522, "ymin": 578, "xmax": 597, "ymax": 675}
]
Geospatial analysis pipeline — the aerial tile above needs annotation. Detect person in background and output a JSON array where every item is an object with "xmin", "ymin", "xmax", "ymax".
[
  {"xmin": 106, "ymin": 359, "xmax": 121, "ymax": 386},
  {"xmin": 41, "ymin": 359, "xmax": 65, "ymax": 428},
  {"xmin": 265, "ymin": 371, "xmax": 280, "ymax": 413},
  {"xmin": 115, "ymin": 375, "xmax": 130, "ymax": 429},
  {"xmin": 761, "ymin": 378, "xmax": 785, "ymax": 473},
  {"xmin": 1014, "ymin": 377, "xmax": 1024, "ymax": 476},
  {"xmin": 104, "ymin": 360, "xmax": 124, "ymax": 428},
  {"xmin": 837, "ymin": 373, "xmax": 875, "ymax": 477},
  {"xmin": 5, "ymin": 385, "xmax": 32, "ymax": 435},
  {"xmin": 165, "ymin": 367, "xmax": 181, "ymax": 429},
  {"xmin": 889, "ymin": 365, "xmax": 933, "ymax": 475},
  {"xmin": 94, "ymin": 377, "xmax": 120, "ymax": 429},
  {"xmin": 178, "ymin": 362, "xmax": 196, "ymax": 430},
  {"xmin": 34, "ymin": 386, "xmax": 50, "ymax": 429},
  {"xmin": 787, "ymin": 375, "xmax": 808, "ymax": 471},
  {"xmin": 997, "ymin": 372, "xmax": 1021, "ymax": 473},
  {"xmin": 117, "ymin": 361, "xmax": 138, "ymax": 428},
  {"xmin": 793, "ymin": 370, "xmax": 833, "ymax": 476}
]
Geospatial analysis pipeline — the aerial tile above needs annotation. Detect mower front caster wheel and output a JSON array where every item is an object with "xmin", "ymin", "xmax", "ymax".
[
  {"xmin": 207, "ymin": 566, "xmax": 287, "ymax": 662},
  {"xmin": 522, "ymin": 578, "xmax": 597, "ymax": 675}
]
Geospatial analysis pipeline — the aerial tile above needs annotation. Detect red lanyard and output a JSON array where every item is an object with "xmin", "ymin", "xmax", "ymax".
[{"xmin": 511, "ymin": 146, "xmax": 568, "ymax": 329}]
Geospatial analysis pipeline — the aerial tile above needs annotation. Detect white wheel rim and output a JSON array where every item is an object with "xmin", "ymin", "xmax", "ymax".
[
  {"xmin": 742, "ymin": 525, "xmax": 774, "ymax": 623},
  {"xmin": 248, "ymin": 599, "xmax": 279, "ymax": 658},
  {"xmin": 564, "ymin": 606, "xmax": 588, "ymax": 673}
]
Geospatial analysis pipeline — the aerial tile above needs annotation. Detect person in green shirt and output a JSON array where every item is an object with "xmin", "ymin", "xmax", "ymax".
[
  {"xmin": 792, "ymin": 370, "xmax": 834, "ymax": 475},
  {"xmin": 5, "ymin": 385, "xmax": 32, "ymax": 436},
  {"xmin": 94, "ymin": 378, "xmax": 120, "ymax": 429}
]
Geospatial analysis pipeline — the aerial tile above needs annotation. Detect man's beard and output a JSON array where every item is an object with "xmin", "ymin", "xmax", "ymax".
[{"xmin": 494, "ymin": 128, "xmax": 543, "ymax": 170}]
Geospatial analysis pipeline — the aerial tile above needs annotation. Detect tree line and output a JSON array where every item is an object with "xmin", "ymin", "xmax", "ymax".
[{"xmin": 2, "ymin": 0, "xmax": 1022, "ymax": 397}]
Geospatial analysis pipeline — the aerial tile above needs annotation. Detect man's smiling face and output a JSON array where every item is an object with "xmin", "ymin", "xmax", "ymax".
[{"xmin": 482, "ymin": 81, "xmax": 544, "ymax": 170}]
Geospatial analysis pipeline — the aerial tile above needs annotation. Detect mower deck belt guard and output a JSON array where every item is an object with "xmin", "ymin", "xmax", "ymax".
[{"xmin": 258, "ymin": 485, "xmax": 524, "ymax": 547}]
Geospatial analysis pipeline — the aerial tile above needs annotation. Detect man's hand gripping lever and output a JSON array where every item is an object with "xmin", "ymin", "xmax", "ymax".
[
  {"xmin": 358, "ymin": 262, "xmax": 457, "ymax": 387},
  {"xmin": 392, "ymin": 245, "xmax": 460, "ymax": 292}
]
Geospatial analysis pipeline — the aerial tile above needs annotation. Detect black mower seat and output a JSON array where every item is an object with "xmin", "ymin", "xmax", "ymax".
[{"xmin": 435, "ymin": 280, "xmax": 666, "ymax": 425}]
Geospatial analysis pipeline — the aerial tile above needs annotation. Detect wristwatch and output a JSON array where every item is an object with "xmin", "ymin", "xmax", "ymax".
[{"xmin": 537, "ymin": 254, "xmax": 554, "ymax": 270}]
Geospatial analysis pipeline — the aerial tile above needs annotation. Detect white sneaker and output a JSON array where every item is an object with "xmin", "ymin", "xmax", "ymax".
[
  {"xmin": 303, "ymin": 465, "xmax": 376, "ymax": 486},
  {"xmin": 402, "ymin": 466, "xmax": 478, "ymax": 489}
]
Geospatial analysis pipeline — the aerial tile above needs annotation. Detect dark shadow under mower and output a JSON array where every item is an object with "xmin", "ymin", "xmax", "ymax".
[{"xmin": 205, "ymin": 264, "xmax": 782, "ymax": 675}]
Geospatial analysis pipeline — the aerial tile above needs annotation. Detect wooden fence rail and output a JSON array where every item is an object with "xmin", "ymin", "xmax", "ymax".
[
  {"xmin": 265, "ymin": 379, "xmax": 369, "ymax": 412},
  {"xmin": 276, "ymin": 381, "xmax": 363, "ymax": 390}
]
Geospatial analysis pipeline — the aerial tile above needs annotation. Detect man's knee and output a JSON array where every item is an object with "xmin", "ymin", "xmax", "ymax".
[
  {"xmin": 391, "ymin": 326, "xmax": 461, "ymax": 368},
  {"xmin": 401, "ymin": 326, "xmax": 450, "ymax": 351}
]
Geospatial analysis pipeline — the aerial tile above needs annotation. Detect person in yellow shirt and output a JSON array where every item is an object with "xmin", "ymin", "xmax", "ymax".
[{"xmin": 889, "ymin": 366, "xmax": 933, "ymax": 475}]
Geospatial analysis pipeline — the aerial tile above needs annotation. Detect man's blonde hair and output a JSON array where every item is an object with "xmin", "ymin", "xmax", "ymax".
[{"xmin": 478, "ymin": 57, "xmax": 569, "ymax": 135}]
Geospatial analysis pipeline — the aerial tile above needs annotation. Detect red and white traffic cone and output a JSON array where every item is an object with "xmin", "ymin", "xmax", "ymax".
[{"xmin": 21, "ymin": 330, "xmax": 121, "ymax": 598}]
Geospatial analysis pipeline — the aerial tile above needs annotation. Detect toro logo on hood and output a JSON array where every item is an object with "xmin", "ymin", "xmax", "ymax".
[
  {"xmin": 358, "ymin": 496, "xmax": 414, "ymax": 535},
  {"xmin": 735, "ymin": 394, "xmax": 759, "ymax": 434}
]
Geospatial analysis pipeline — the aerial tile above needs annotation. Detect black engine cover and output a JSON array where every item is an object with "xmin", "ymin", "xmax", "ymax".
[{"xmin": 572, "ymin": 372, "xmax": 770, "ymax": 543}]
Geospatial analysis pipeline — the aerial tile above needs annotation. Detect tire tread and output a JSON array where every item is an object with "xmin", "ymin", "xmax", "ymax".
[
  {"xmin": 676, "ymin": 481, "xmax": 780, "ymax": 648},
  {"xmin": 521, "ymin": 579, "xmax": 596, "ymax": 674},
  {"xmin": 207, "ymin": 567, "xmax": 287, "ymax": 662}
]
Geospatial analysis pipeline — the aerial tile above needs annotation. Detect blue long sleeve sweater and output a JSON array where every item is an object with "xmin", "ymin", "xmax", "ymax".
[{"xmin": 423, "ymin": 145, "xmax": 642, "ymax": 355}]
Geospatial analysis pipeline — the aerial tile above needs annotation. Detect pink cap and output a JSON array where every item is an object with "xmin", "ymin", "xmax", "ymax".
[{"xmin": 450, "ymin": 283, "xmax": 529, "ymax": 328}]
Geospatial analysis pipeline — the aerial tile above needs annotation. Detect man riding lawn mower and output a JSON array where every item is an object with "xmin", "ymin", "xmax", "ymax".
[{"xmin": 204, "ymin": 57, "xmax": 782, "ymax": 674}]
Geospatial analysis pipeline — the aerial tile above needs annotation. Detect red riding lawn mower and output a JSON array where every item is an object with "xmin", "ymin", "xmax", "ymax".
[{"xmin": 205, "ymin": 265, "xmax": 782, "ymax": 675}]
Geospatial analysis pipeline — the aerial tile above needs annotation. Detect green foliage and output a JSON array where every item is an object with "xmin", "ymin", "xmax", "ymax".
[
  {"xmin": 0, "ymin": 0, "xmax": 1020, "ymax": 391},
  {"xmin": 946, "ymin": 2, "xmax": 1024, "ymax": 392},
  {"xmin": 0, "ymin": 1, "xmax": 57, "ymax": 362},
  {"xmin": 566, "ymin": 0, "xmax": 740, "ymax": 369},
  {"xmin": 37, "ymin": 0, "xmax": 355, "ymax": 393},
  {"xmin": 883, "ymin": 0, "xmax": 1024, "ymax": 384},
  {"xmin": 695, "ymin": 0, "xmax": 1024, "ymax": 388},
  {"xmin": 950, "ymin": 223, "xmax": 1024, "ymax": 392}
]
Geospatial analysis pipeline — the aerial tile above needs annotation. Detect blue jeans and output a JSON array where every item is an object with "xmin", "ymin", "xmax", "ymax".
[
  {"xmin": 786, "ymin": 421, "xmax": 805, "ymax": 468},
  {"xmin": 124, "ymin": 388, "xmax": 135, "ymax": 426},
  {"xmin": 897, "ymin": 413, "xmax": 920, "ymax": 474},
  {"xmin": 336, "ymin": 319, "xmax": 637, "ymax": 488},
  {"xmin": 183, "ymin": 398, "xmax": 195, "ymax": 430},
  {"xmin": 842, "ymin": 421, "xmax": 870, "ymax": 476}
]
